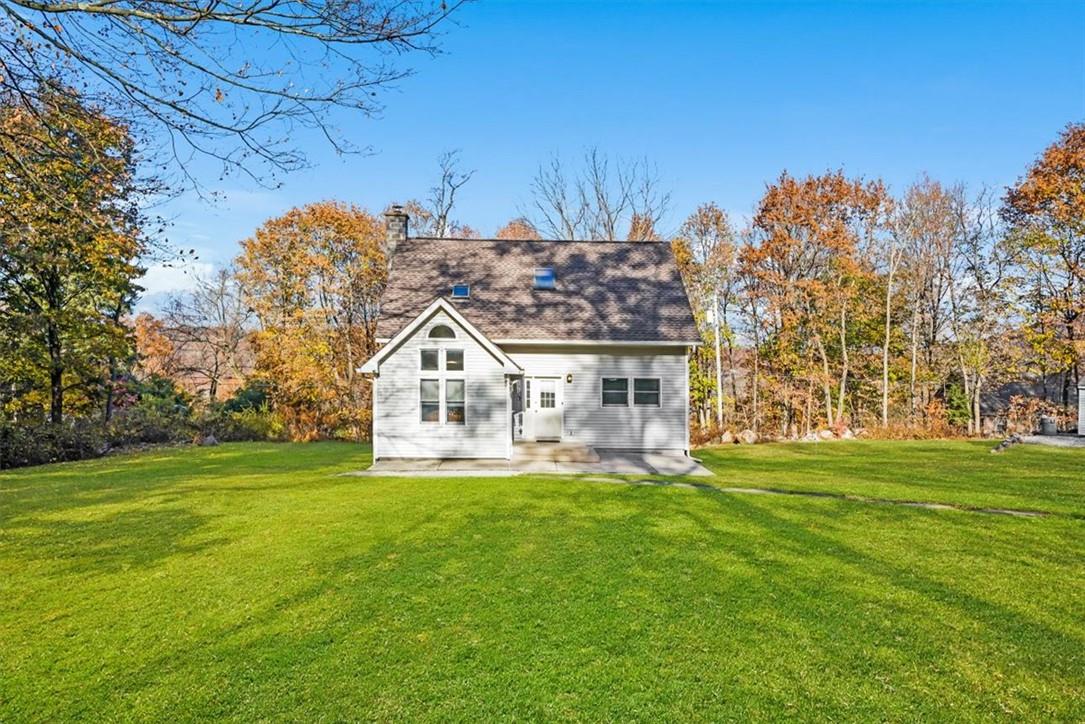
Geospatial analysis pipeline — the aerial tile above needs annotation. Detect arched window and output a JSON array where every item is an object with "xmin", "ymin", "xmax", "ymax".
[{"xmin": 428, "ymin": 324, "xmax": 456, "ymax": 339}]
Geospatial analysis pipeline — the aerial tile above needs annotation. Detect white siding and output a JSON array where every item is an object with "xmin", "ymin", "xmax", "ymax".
[
  {"xmin": 504, "ymin": 344, "xmax": 689, "ymax": 452},
  {"xmin": 374, "ymin": 311, "xmax": 509, "ymax": 458},
  {"xmin": 1078, "ymin": 383, "xmax": 1085, "ymax": 436}
]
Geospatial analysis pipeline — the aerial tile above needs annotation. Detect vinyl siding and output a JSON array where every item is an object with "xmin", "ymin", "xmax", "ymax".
[
  {"xmin": 373, "ymin": 310, "xmax": 509, "ymax": 458},
  {"xmin": 1079, "ymin": 384, "xmax": 1085, "ymax": 436},
  {"xmin": 504, "ymin": 344, "xmax": 689, "ymax": 452}
]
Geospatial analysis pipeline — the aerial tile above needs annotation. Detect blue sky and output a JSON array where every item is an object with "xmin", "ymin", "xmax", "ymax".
[{"xmin": 145, "ymin": 0, "xmax": 1085, "ymax": 306}]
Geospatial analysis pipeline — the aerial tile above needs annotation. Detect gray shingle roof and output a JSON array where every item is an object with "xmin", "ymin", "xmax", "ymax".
[{"xmin": 376, "ymin": 238, "xmax": 699, "ymax": 344}]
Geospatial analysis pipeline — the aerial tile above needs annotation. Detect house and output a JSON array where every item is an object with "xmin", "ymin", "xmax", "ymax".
[{"xmin": 358, "ymin": 207, "xmax": 701, "ymax": 460}]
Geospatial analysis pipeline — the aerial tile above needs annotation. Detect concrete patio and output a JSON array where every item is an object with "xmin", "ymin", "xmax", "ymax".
[{"xmin": 346, "ymin": 443, "xmax": 712, "ymax": 477}]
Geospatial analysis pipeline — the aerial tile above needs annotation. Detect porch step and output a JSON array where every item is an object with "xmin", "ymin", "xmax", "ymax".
[{"xmin": 513, "ymin": 441, "xmax": 600, "ymax": 464}]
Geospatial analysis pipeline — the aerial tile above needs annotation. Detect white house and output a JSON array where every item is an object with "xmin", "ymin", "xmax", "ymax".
[{"xmin": 359, "ymin": 208, "xmax": 701, "ymax": 460}]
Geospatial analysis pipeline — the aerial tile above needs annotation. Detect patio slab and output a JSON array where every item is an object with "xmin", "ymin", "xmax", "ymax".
[{"xmin": 345, "ymin": 450, "xmax": 712, "ymax": 477}]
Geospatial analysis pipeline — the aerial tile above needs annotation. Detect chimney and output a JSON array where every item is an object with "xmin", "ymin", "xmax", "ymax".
[{"xmin": 383, "ymin": 204, "xmax": 409, "ymax": 259}]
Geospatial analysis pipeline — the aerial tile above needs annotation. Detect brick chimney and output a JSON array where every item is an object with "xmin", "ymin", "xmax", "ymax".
[{"xmin": 383, "ymin": 204, "xmax": 409, "ymax": 259}]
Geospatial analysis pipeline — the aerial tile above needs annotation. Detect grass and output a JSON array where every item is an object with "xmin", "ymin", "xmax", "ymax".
[{"xmin": 1, "ymin": 440, "xmax": 1083, "ymax": 721}]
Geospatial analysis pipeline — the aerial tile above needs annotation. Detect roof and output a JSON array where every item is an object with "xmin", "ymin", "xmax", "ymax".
[{"xmin": 376, "ymin": 238, "xmax": 700, "ymax": 344}]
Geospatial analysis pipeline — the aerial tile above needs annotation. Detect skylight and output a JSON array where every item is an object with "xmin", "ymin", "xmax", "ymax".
[
  {"xmin": 533, "ymin": 267, "xmax": 556, "ymax": 290},
  {"xmin": 451, "ymin": 283, "xmax": 470, "ymax": 299}
]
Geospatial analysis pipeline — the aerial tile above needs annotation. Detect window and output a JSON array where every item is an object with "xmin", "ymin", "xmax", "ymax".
[
  {"xmin": 420, "ymin": 349, "xmax": 439, "ymax": 371},
  {"xmin": 533, "ymin": 267, "xmax": 556, "ymax": 289},
  {"xmin": 540, "ymin": 388, "xmax": 555, "ymax": 408},
  {"xmin": 633, "ymin": 378, "xmax": 661, "ymax": 407},
  {"xmin": 601, "ymin": 377, "xmax": 629, "ymax": 407},
  {"xmin": 445, "ymin": 380, "xmax": 465, "ymax": 424},
  {"xmin": 446, "ymin": 349, "xmax": 464, "ymax": 371},
  {"xmin": 451, "ymin": 284, "xmax": 470, "ymax": 299},
  {"xmin": 428, "ymin": 324, "xmax": 455, "ymax": 339},
  {"xmin": 420, "ymin": 379, "xmax": 440, "ymax": 422},
  {"xmin": 525, "ymin": 379, "xmax": 531, "ymax": 409}
]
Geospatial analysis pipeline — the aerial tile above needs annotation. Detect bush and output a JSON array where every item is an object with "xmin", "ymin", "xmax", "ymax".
[
  {"xmin": 0, "ymin": 419, "xmax": 108, "ymax": 469},
  {"xmin": 106, "ymin": 375, "xmax": 193, "ymax": 446},
  {"xmin": 197, "ymin": 403, "xmax": 285, "ymax": 442}
]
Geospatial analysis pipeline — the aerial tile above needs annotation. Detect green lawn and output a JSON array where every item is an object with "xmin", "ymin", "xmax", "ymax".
[{"xmin": 1, "ymin": 441, "xmax": 1083, "ymax": 721}]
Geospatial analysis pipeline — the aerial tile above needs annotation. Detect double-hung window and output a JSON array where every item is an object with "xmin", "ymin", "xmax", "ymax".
[
  {"xmin": 601, "ymin": 378, "xmax": 629, "ymax": 407},
  {"xmin": 419, "ymin": 347, "xmax": 466, "ymax": 424},
  {"xmin": 633, "ymin": 378, "xmax": 661, "ymax": 407},
  {"xmin": 601, "ymin": 377, "xmax": 661, "ymax": 407}
]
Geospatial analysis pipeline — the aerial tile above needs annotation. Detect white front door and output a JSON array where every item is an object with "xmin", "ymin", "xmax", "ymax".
[{"xmin": 529, "ymin": 377, "xmax": 562, "ymax": 440}]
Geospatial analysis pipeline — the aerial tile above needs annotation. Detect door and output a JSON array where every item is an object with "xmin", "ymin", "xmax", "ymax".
[{"xmin": 529, "ymin": 377, "xmax": 562, "ymax": 440}]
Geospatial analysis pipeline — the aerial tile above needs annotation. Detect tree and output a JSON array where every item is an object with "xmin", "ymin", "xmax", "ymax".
[
  {"xmin": 0, "ymin": 84, "xmax": 149, "ymax": 424},
  {"xmin": 0, "ymin": 0, "xmax": 466, "ymax": 186},
  {"xmin": 528, "ymin": 148, "xmax": 670, "ymax": 240},
  {"xmin": 396, "ymin": 150, "xmax": 478, "ymax": 239},
  {"xmin": 894, "ymin": 177, "xmax": 957, "ymax": 422},
  {"xmin": 676, "ymin": 203, "xmax": 737, "ymax": 429},
  {"xmin": 494, "ymin": 217, "xmax": 542, "ymax": 240},
  {"xmin": 160, "ymin": 268, "xmax": 253, "ymax": 401},
  {"xmin": 429, "ymin": 150, "xmax": 475, "ymax": 238},
  {"xmin": 947, "ymin": 186, "xmax": 1020, "ymax": 434},
  {"xmin": 236, "ymin": 201, "xmax": 386, "ymax": 439},
  {"xmin": 741, "ymin": 171, "xmax": 890, "ymax": 431},
  {"xmin": 1003, "ymin": 123, "xmax": 1085, "ymax": 404}
]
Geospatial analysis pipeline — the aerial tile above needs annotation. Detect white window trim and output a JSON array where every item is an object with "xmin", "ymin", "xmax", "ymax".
[
  {"xmin": 633, "ymin": 377, "xmax": 662, "ymax": 408},
  {"xmin": 418, "ymin": 349, "xmax": 467, "ymax": 425},
  {"xmin": 419, "ymin": 348, "xmax": 441, "ymax": 372},
  {"xmin": 419, "ymin": 378, "xmax": 468, "ymax": 426},
  {"xmin": 445, "ymin": 378, "xmax": 466, "ymax": 425},
  {"xmin": 419, "ymin": 378, "xmax": 441, "ymax": 424},
  {"xmin": 428, "ymin": 323, "xmax": 457, "ymax": 339},
  {"xmin": 600, "ymin": 376, "xmax": 630, "ymax": 408}
]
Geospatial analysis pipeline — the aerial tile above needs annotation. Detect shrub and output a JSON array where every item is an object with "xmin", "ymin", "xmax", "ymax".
[{"xmin": 0, "ymin": 419, "xmax": 108, "ymax": 469}]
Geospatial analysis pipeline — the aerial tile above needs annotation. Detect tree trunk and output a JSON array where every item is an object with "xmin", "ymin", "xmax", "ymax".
[
  {"xmin": 837, "ymin": 302, "xmax": 849, "ymax": 426},
  {"xmin": 47, "ymin": 321, "xmax": 63, "ymax": 425},
  {"xmin": 813, "ymin": 334, "xmax": 834, "ymax": 427},
  {"xmin": 881, "ymin": 268, "xmax": 894, "ymax": 427},
  {"xmin": 909, "ymin": 301, "xmax": 919, "ymax": 423},
  {"xmin": 712, "ymin": 290, "xmax": 724, "ymax": 430}
]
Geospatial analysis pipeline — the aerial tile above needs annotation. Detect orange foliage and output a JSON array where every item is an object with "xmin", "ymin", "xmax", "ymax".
[{"xmin": 236, "ymin": 201, "xmax": 386, "ymax": 440}]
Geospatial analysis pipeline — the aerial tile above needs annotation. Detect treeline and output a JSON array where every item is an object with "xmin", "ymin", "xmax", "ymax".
[
  {"xmin": 2, "ymin": 84, "xmax": 1081, "ymax": 466},
  {"xmin": 676, "ymin": 125, "xmax": 1083, "ymax": 440}
]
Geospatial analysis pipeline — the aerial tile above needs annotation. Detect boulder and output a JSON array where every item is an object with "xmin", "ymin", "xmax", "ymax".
[
  {"xmin": 737, "ymin": 429, "xmax": 758, "ymax": 445},
  {"xmin": 198, "ymin": 434, "xmax": 219, "ymax": 447},
  {"xmin": 720, "ymin": 430, "xmax": 735, "ymax": 445},
  {"xmin": 818, "ymin": 429, "xmax": 835, "ymax": 440},
  {"xmin": 840, "ymin": 428, "xmax": 856, "ymax": 440}
]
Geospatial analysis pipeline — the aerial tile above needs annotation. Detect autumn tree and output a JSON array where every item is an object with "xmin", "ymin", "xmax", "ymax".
[
  {"xmin": 1003, "ymin": 122, "xmax": 1085, "ymax": 404},
  {"xmin": 740, "ymin": 171, "xmax": 891, "ymax": 432},
  {"xmin": 947, "ymin": 187, "xmax": 1020, "ymax": 434},
  {"xmin": 0, "ymin": 84, "xmax": 149, "ymax": 424},
  {"xmin": 894, "ymin": 177, "xmax": 958, "ymax": 422},
  {"xmin": 494, "ymin": 217, "xmax": 542, "ymax": 240},
  {"xmin": 236, "ymin": 202, "xmax": 386, "ymax": 439},
  {"xmin": 676, "ymin": 203, "xmax": 738, "ymax": 428}
]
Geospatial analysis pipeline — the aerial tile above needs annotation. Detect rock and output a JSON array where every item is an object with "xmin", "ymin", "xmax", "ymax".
[
  {"xmin": 720, "ymin": 430, "xmax": 734, "ymax": 445},
  {"xmin": 818, "ymin": 429, "xmax": 835, "ymax": 440},
  {"xmin": 990, "ymin": 434, "xmax": 1021, "ymax": 454},
  {"xmin": 737, "ymin": 429, "xmax": 758, "ymax": 445},
  {"xmin": 802, "ymin": 431, "xmax": 820, "ymax": 442},
  {"xmin": 198, "ymin": 434, "xmax": 219, "ymax": 447},
  {"xmin": 840, "ymin": 428, "xmax": 855, "ymax": 440}
]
